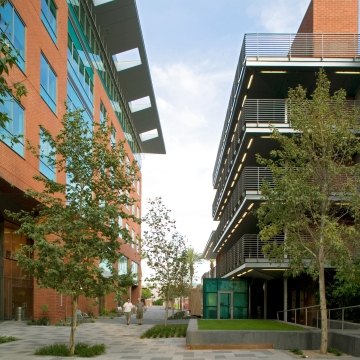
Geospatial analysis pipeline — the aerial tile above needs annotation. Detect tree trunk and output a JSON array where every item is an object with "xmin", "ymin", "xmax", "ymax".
[
  {"xmin": 164, "ymin": 293, "xmax": 169, "ymax": 326},
  {"xmin": 69, "ymin": 296, "xmax": 78, "ymax": 356},
  {"xmin": 319, "ymin": 245, "xmax": 328, "ymax": 354}
]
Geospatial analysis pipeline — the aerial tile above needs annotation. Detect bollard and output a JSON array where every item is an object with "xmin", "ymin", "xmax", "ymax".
[{"xmin": 16, "ymin": 307, "xmax": 22, "ymax": 321}]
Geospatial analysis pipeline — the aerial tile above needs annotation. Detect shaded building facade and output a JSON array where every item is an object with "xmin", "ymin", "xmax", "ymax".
[{"xmin": 203, "ymin": 0, "xmax": 359, "ymax": 320}]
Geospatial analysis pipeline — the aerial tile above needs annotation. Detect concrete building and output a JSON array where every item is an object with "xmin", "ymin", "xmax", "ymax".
[
  {"xmin": 0, "ymin": 0, "xmax": 165, "ymax": 322},
  {"xmin": 202, "ymin": 0, "xmax": 359, "ymax": 320}
]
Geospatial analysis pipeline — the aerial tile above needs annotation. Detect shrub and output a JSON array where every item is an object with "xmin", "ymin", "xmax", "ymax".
[
  {"xmin": 0, "ymin": 336, "xmax": 17, "ymax": 344},
  {"xmin": 328, "ymin": 347, "xmax": 342, "ymax": 356},
  {"xmin": 34, "ymin": 343, "xmax": 105, "ymax": 357},
  {"xmin": 141, "ymin": 324, "xmax": 187, "ymax": 339}
]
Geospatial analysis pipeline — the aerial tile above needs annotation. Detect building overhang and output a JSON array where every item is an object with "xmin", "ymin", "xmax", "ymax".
[
  {"xmin": 224, "ymin": 262, "xmax": 289, "ymax": 281},
  {"xmin": 93, "ymin": 0, "xmax": 166, "ymax": 154}
]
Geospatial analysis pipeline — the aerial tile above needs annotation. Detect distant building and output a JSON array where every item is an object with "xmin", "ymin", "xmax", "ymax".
[
  {"xmin": 0, "ymin": 0, "xmax": 165, "ymax": 322},
  {"xmin": 202, "ymin": 0, "xmax": 359, "ymax": 320}
]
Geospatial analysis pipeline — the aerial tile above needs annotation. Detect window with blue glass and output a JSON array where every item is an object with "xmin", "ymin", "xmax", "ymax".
[
  {"xmin": 40, "ymin": 53, "xmax": 57, "ymax": 113},
  {"xmin": 67, "ymin": 21, "xmax": 94, "ymax": 111},
  {"xmin": 67, "ymin": 80, "xmax": 92, "ymax": 130},
  {"xmin": 41, "ymin": 0, "xmax": 57, "ymax": 43},
  {"xmin": 118, "ymin": 256, "xmax": 128, "ymax": 275},
  {"xmin": 0, "ymin": 93, "xmax": 24, "ymax": 156},
  {"xmin": 0, "ymin": 1, "xmax": 25, "ymax": 71},
  {"xmin": 40, "ymin": 128, "xmax": 56, "ymax": 180}
]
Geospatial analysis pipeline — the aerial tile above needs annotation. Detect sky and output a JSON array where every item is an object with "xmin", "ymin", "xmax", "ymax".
[{"xmin": 136, "ymin": 0, "xmax": 310, "ymax": 282}]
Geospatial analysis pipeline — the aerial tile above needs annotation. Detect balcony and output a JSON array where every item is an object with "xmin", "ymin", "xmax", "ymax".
[
  {"xmin": 213, "ymin": 166, "xmax": 272, "ymax": 220},
  {"xmin": 213, "ymin": 98, "xmax": 360, "ymax": 217},
  {"xmin": 217, "ymin": 234, "xmax": 285, "ymax": 277},
  {"xmin": 213, "ymin": 33, "xmax": 360, "ymax": 186}
]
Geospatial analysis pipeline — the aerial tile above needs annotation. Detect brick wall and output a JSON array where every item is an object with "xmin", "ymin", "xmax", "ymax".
[{"xmin": 298, "ymin": 0, "xmax": 358, "ymax": 33}]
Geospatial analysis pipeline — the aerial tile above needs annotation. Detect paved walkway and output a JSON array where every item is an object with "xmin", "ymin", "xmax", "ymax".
[{"xmin": 0, "ymin": 306, "xmax": 357, "ymax": 359}]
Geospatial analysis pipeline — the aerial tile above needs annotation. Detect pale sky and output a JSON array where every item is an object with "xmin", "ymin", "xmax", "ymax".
[{"xmin": 137, "ymin": 0, "xmax": 310, "ymax": 282}]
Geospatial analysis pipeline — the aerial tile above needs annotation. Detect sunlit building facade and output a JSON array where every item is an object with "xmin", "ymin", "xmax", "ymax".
[
  {"xmin": 203, "ymin": 0, "xmax": 359, "ymax": 320},
  {"xmin": 0, "ymin": 0, "xmax": 165, "ymax": 322}
]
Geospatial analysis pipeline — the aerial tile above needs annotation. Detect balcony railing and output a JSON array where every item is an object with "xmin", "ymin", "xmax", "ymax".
[
  {"xmin": 213, "ymin": 166, "xmax": 272, "ymax": 219},
  {"xmin": 213, "ymin": 97, "xmax": 360, "ymax": 215},
  {"xmin": 217, "ymin": 234, "xmax": 285, "ymax": 277},
  {"xmin": 213, "ymin": 33, "xmax": 360, "ymax": 186}
]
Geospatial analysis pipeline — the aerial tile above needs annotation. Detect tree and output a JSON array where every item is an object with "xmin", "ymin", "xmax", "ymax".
[
  {"xmin": 186, "ymin": 247, "xmax": 203, "ymax": 287},
  {"xmin": 142, "ymin": 197, "xmax": 189, "ymax": 324},
  {"xmin": 257, "ymin": 69, "xmax": 360, "ymax": 354},
  {"xmin": 0, "ymin": 1, "xmax": 27, "ymax": 133},
  {"xmin": 141, "ymin": 287, "xmax": 153, "ymax": 300},
  {"xmin": 6, "ymin": 109, "xmax": 139, "ymax": 355}
]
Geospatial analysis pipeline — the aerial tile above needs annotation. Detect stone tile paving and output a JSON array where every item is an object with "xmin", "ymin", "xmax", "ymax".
[{"xmin": 0, "ymin": 308, "xmax": 357, "ymax": 360}]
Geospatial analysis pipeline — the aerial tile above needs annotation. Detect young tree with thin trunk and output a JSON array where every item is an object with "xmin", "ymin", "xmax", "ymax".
[
  {"xmin": 7, "ymin": 109, "xmax": 139, "ymax": 355},
  {"xmin": 257, "ymin": 69, "xmax": 360, "ymax": 354},
  {"xmin": 142, "ymin": 197, "xmax": 189, "ymax": 325}
]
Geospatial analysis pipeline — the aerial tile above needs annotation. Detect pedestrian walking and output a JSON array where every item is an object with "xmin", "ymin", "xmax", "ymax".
[
  {"xmin": 123, "ymin": 298, "xmax": 133, "ymax": 325},
  {"xmin": 135, "ymin": 298, "xmax": 145, "ymax": 325}
]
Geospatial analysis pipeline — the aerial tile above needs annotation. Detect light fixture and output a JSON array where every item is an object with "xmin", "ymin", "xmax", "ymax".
[
  {"xmin": 234, "ymin": 173, "xmax": 239, "ymax": 180},
  {"xmin": 263, "ymin": 268, "xmax": 286, "ymax": 271},
  {"xmin": 247, "ymin": 203, "xmax": 254, "ymax": 210},
  {"xmin": 247, "ymin": 138, "xmax": 253, "ymax": 149},
  {"xmin": 247, "ymin": 74, "xmax": 254, "ymax": 90},
  {"xmin": 335, "ymin": 71, "xmax": 360, "ymax": 74},
  {"xmin": 260, "ymin": 70, "xmax": 287, "ymax": 74},
  {"xmin": 242, "ymin": 95, "xmax": 247, "ymax": 107},
  {"xmin": 237, "ymin": 164, "xmax": 242, "ymax": 172},
  {"xmin": 242, "ymin": 153, "xmax": 247, "ymax": 162}
]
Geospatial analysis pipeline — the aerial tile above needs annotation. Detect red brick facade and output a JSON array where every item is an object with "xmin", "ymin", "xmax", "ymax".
[{"xmin": 1, "ymin": 1, "xmax": 142, "ymax": 323}]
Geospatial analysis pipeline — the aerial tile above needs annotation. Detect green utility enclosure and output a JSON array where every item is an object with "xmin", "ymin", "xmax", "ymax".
[{"xmin": 203, "ymin": 278, "xmax": 248, "ymax": 319}]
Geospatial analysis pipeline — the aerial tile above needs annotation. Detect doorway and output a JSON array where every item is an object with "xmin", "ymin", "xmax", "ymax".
[{"xmin": 218, "ymin": 291, "xmax": 233, "ymax": 319}]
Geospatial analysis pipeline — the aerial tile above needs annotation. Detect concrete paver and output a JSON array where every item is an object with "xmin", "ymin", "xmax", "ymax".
[{"xmin": 0, "ymin": 307, "xmax": 357, "ymax": 359}]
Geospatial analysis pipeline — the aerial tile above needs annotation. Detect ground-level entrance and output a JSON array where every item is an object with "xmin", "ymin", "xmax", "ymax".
[
  {"xmin": 1, "ymin": 220, "xmax": 33, "ymax": 320},
  {"xmin": 203, "ymin": 278, "xmax": 248, "ymax": 319}
]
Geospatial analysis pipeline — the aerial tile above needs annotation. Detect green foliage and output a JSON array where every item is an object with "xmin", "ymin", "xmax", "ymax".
[
  {"xmin": 6, "ymin": 108, "xmax": 139, "ymax": 354},
  {"xmin": 140, "ymin": 324, "xmax": 187, "ymax": 338},
  {"xmin": 7, "ymin": 108, "xmax": 139, "ymax": 299},
  {"xmin": 142, "ymin": 197, "xmax": 190, "ymax": 323},
  {"xmin": 290, "ymin": 348, "xmax": 304, "ymax": 357},
  {"xmin": 34, "ymin": 343, "xmax": 105, "ymax": 357},
  {"xmin": 186, "ymin": 247, "xmax": 203, "ymax": 287},
  {"xmin": 153, "ymin": 298, "xmax": 163, "ymax": 305},
  {"xmin": 27, "ymin": 317, "xmax": 50, "ymax": 326},
  {"xmin": 0, "ymin": 335, "xmax": 17, "ymax": 343},
  {"xmin": 328, "ymin": 347, "xmax": 342, "ymax": 356},
  {"xmin": 257, "ymin": 69, "xmax": 360, "ymax": 354},
  {"xmin": 141, "ymin": 287, "xmax": 153, "ymax": 299},
  {"xmin": 167, "ymin": 310, "xmax": 189, "ymax": 320}
]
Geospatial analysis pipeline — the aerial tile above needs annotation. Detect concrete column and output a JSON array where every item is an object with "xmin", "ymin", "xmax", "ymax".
[
  {"xmin": 263, "ymin": 281, "xmax": 267, "ymax": 319},
  {"xmin": 283, "ymin": 277, "xmax": 288, "ymax": 322}
]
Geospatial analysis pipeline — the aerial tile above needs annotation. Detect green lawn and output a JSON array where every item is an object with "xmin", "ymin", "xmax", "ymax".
[{"xmin": 198, "ymin": 319, "xmax": 304, "ymax": 331}]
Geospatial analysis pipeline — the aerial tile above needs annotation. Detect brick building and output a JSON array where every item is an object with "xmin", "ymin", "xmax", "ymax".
[
  {"xmin": 203, "ymin": 0, "xmax": 360, "ymax": 320},
  {"xmin": 0, "ymin": 0, "xmax": 165, "ymax": 322}
]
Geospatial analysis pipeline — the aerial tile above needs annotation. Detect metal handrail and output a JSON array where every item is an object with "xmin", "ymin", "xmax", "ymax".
[
  {"xmin": 213, "ymin": 33, "xmax": 360, "ymax": 186},
  {"xmin": 277, "ymin": 304, "xmax": 360, "ymax": 329}
]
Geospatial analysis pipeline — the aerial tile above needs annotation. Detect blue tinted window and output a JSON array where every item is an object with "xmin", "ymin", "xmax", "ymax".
[
  {"xmin": 67, "ymin": 81, "xmax": 92, "ymax": 130},
  {"xmin": 0, "ymin": 1, "xmax": 25, "ymax": 71},
  {"xmin": 41, "ymin": 0, "xmax": 57, "ymax": 43},
  {"xmin": 40, "ymin": 53, "xmax": 57, "ymax": 113},
  {"xmin": 0, "ymin": 93, "xmax": 24, "ymax": 156},
  {"xmin": 40, "ymin": 129, "xmax": 55, "ymax": 180}
]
